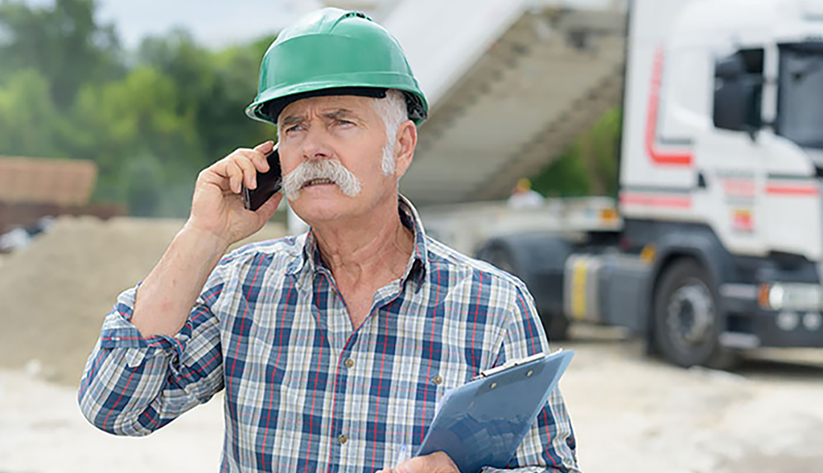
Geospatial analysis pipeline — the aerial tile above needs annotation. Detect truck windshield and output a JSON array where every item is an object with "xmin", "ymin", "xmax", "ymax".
[{"xmin": 777, "ymin": 43, "xmax": 823, "ymax": 149}]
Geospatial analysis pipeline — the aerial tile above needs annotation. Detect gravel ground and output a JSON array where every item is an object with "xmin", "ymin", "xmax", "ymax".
[
  {"xmin": 2, "ymin": 217, "xmax": 822, "ymax": 473},
  {"xmin": 2, "ymin": 325, "xmax": 822, "ymax": 473}
]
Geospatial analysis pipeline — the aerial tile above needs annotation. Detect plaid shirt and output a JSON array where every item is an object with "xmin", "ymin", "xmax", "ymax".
[{"xmin": 78, "ymin": 197, "xmax": 579, "ymax": 473}]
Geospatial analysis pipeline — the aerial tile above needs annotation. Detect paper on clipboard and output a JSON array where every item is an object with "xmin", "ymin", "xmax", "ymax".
[{"xmin": 416, "ymin": 349, "xmax": 574, "ymax": 473}]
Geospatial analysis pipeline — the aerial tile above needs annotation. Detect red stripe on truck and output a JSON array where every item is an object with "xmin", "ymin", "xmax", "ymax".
[
  {"xmin": 645, "ymin": 49, "xmax": 693, "ymax": 167},
  {"xmin": 620, "ymin": 192, "xmax": 692, "ymax": 208},
  {"xmin": 765, "ymin": 184, "xmax": 819, "ymax": 196}
]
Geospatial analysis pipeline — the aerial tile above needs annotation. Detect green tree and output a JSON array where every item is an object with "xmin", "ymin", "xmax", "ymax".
[
  {"xmin": 137, "ymin": 31, "xmax": 275, "ymax": 168},
  {"xmin": 532, "ymin": 147, "xmax": 592, "ymax": 198},
  {"xmin": 0, "ymin": 0, "xmax": 279, "ymax": 216},
  {"xmin": 532, "ymin": 107, "xmax": 621, "ymax": 197},
  {"xmin": 0, "ymin": 0, "xmax": 123, "ymax": 109},
  {"xmin": 122, "ymin": 152, "xmax": 163, "ymax": 217},
  {"xmin": 68, "ymin": 66, "xmax": 201, "ymax": 204},
  {"xmin": 199, "ymin": 36, "xmax": 275, "ymax": 161},
  {"xmin": 0, "ymin": 69, "xmax": 65, "ymax": 158}
]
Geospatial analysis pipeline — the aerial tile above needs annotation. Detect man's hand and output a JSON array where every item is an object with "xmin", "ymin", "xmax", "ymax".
[
  {"xmin": 187, "ymin": 140, "xmax": 282, "ymax": 249},
  {"xmin": 130, "ymin": 141, "xmax": 283, "ymax": 337},
  {"xmin": 377, "ymin": 451, "xmax": 461, "ymax": 473}
]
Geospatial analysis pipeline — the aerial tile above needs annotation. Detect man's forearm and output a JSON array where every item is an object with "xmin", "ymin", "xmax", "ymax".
[{"xmin": 131, "ymin": 224, "xmax": 229, "ymax": 337}]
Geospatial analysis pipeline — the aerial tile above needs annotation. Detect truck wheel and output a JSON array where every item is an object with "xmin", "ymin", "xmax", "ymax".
[{"xmin": 652, "ymin": 259, "xmax": 734, "ymax": 369}]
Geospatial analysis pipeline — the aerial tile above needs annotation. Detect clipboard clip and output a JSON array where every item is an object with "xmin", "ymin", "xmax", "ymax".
[{"xmin": 475, "ymin": 351, "xmax": 554, "ymax": 380}]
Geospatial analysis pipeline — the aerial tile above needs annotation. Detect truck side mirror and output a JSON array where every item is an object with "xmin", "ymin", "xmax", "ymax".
[
  {"xmin": 715, "ymin": 55, "xmax": 746, "ymax": 80},
  {"xmin": 714, "ymin": 81, "xmax": 745, "ymax": 131},
  {"xmin": 713, "ymin": 55, "xmax": 763, "ymax": 138}
]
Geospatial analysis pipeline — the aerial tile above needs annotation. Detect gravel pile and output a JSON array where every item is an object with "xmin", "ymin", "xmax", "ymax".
[{"xmin": 0, "ymin": 216, "xmax": 285, "ymax": 385}]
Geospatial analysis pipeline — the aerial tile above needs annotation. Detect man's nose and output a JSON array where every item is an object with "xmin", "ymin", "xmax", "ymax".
[{"xmin": 300, "ymin": 124, "xmax": 334, "ymax": 161}]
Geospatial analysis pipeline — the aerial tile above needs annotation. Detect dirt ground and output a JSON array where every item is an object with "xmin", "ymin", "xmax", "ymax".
[
  {"xmin": 2, "ymin": 217, "xmax": 823, "ymax": 473},
  {"xmin": 2, "ymin": 326, "xmax": 823, "ymax": 473}
]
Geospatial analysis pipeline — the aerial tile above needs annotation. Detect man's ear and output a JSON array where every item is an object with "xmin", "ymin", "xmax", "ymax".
[{"xmin": 393, "ymin": 120, "xmax": 417, "ymax": 178}]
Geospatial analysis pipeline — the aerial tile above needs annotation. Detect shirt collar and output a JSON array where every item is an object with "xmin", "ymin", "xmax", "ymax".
[{"xmin": 289, "ymin": 194, "xmax": 429, "ymax": 291}]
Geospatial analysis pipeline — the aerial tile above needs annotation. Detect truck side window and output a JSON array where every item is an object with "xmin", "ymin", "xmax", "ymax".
[{"xmin": 713, "ymin": 48, "xmax": 764, "ymax": 132}]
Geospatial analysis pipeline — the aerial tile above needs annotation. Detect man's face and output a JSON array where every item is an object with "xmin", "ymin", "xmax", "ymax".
[{"xmin": 277, "ymin": 95, "xmax": 401, "ymax": 224}]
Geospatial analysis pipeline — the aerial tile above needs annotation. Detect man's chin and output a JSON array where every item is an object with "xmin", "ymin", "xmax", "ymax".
[{"xmin": 290, "ymin": 191, "xmax": 353, "ymax": 222}]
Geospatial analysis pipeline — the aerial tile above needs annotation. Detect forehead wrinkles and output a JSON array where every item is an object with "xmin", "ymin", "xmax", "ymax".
[{"xmin": 279, "ymin": 96, "xmax": 375, "ymax": 125}]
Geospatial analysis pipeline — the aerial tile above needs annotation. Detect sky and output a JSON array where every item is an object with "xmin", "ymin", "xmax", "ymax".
[{"xmin": 93, "ymin": 0, "xmax": 322, "ymax": 49}]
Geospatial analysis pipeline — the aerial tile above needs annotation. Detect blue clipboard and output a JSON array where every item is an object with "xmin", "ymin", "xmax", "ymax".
[{"xmin": 416, "ymin": 349, "xmax": 574, "ymax": 473}]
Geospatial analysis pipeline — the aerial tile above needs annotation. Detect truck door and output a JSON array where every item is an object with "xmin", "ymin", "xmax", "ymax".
[
  {"xmin": 694, "ymin": 47, "xmax": 769, "ymax": 257},
  {"xmin": 761, "ymin": 42, "xmax": 823, "ymax": 263}
]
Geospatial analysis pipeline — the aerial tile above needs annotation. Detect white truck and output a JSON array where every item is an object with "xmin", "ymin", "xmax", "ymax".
[
  {"xmin": 578, "ymin": 0, "xmax": 823, "ymax": 368},
  {"xmin": 370, "ymin": 0, "xmax": 823, "ymax": 368}
]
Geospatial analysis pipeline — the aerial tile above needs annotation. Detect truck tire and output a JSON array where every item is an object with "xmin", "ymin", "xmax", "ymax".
[
  {"xmin": 652, "ymin": 259, "xmax": 735, "ymax": 369},
  {"xmin": 480, "ymin": 243, "xmax": 570, "ymax": 342}
]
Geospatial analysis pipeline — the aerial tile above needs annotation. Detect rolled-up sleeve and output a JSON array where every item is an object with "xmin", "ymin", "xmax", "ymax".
[
  {"xmin": 486, "ymin": 283, "xmax": 581, "ymax": 473},
  {"xmin": 77, "ymin": 267, "xmax": 227, "ymax": 436}
]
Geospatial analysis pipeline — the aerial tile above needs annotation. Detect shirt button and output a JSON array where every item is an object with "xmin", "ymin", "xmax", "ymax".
[
  {"xmin": 433, "ymin": 375, "xmax": 443, "ymax": 385},
  {"xmin": 338, "ymin": 434, "xmax": 348, "ymax": 445},
  {"xmin": 344, "ymin": 358, "xmax": 355, "ymax": 369}
]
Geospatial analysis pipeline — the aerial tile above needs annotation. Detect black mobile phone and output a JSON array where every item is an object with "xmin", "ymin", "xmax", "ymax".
[{"xmin": 242, "ymin": 143, "xmax": 282, "ymax": 211}]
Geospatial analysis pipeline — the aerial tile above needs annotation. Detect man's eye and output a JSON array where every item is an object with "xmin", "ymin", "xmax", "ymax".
[
  {"xmin": 336, "ymin": 119, "xmax": 354, "ymax": 126},
  {"xmin": 285, "ymin": 124, "xmax": 304, "ymax": 133}
]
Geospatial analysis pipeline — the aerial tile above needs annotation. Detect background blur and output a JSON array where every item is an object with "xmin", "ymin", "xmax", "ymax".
[
  {"xmin": 1, "ymin": 1, "xmax": 822, "ymax": 473},
  {"xmin": 0, "ymin": 0, "xmax": 617, "ymax": 220},
  {"xmin": 1, "ymin": 0, "xmax": 285, "ymax": 218}
]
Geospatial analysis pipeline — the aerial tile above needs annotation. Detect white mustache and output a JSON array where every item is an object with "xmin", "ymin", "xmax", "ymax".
[{"xmin": 281, "ymin": 159, "xmax": 362, "ymax": 201}]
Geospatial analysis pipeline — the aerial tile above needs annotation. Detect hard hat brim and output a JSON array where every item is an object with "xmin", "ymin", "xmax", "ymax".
[{"xmin": 250, "ymin": 86, "xmax": 387, "ymax": 125}]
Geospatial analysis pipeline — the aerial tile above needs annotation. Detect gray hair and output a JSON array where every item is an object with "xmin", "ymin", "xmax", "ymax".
[
  {"xmin": 371, "ymin": 89, "xmax": 408, "ymax": 176},
  {"xmin": 281, "ymin": 158, "xmax": 362, "ymax": 201}
]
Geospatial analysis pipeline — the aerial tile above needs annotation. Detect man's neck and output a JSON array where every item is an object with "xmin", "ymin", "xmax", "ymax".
[{"xmin": 311, "ymin": 197, "xmax": 414, "ymax": 289}]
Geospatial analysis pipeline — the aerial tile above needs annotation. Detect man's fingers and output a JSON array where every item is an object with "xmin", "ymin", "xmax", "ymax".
[
  {"xmin": 202, "ymin": 144, "xmax": 275, "ymax": 194},
  {"xmin": 236, "ymin": 148, "xmax": 271, "ymax": 175},
  {"xmin": 252, "ymin": 141, "xmax": 274, "ymax": 171},
  {"xmin": 233, "ymin": 155, "xmax": 258, "ymax": 190},
  {"xmin": 254, "ymin": 140, "xmax": 274, "ymax": 154},
  {"xmin": 225, "ymin": 160, "xmax": 243, "ymax": 194}
]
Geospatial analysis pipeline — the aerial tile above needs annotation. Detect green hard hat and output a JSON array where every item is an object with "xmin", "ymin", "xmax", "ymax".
[{"xmin": 245, "ymin": 8, "xmax": 428, "ymax": 126}]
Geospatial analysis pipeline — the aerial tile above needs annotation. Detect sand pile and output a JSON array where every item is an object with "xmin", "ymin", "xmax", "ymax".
[{"xmin": 0, "ymin": 216, "xmax": 285, "ymax": 386}]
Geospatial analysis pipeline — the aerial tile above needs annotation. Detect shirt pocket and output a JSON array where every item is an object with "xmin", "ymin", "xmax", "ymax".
[{"xmin": 399, "ymin": 359, "xmax": 473, "ymax": 452}]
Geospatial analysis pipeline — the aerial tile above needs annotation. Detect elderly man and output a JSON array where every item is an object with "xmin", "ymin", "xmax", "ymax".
[{"xmin": 78, "ymin": 8, "xmax": 579, "ymax": 473}]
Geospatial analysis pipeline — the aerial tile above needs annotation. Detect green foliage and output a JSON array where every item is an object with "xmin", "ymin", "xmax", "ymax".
[
  {"xmin": 68, "ymin": 66, "xmax": 202, "ymax": 203},
  {"xmin": 0, "ymin": 0, "xmax": 276, "ymax": 217},
  {"xmin": 532, "ymin": 107, "xmax": 622, "ymax": 198},
  {"xmin": 136, "ymin": 30, "xmax": 275, "ymax": 166},
  {"xmin": 0, "ymin": 0, "xmax": 123, "ymax": 109},
  {"xmin": 0, "ymin": 69, "xmax": 65, "ymax": 157},
  {"xmin": 122, "ymin": 152, "xmax": 163, "ymax": 217},
  {"xmin": 198, "ymin": 36, "xmax": 276, "ymax": 160},
  {"xmin": 531, "ymin": 148, "xmax": 592, "ymax": 197},
  {"xmin": 0, "ymin": 0, "xmax": 621, "ymax": 217}
]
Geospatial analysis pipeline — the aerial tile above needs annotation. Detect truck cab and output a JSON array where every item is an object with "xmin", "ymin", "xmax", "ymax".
[
  {"xmin": 474, "ymin": 0, "xmax": 823, "ymax": 367},
  {"xmin": 602, "ymin": 0, "xmax": 823, "ymax": 366},
  {"xmin": 372, "ymin": 0, "xmax": 823, "ymax": 367}
]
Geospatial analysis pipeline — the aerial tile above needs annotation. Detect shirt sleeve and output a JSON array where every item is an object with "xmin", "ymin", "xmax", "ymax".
[
  {"xmin": 485, "ymin": 283, "xmax": 582, "ymax": 473},
  {"xmin": 77, "ymin": 261, "xmax": 228, "ymax": 436}
]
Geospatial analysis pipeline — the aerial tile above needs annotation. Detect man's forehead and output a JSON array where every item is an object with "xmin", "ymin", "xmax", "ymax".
[{"xmin": 279, "ymin": 95, "xmax": 373, "ymax": 120}]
